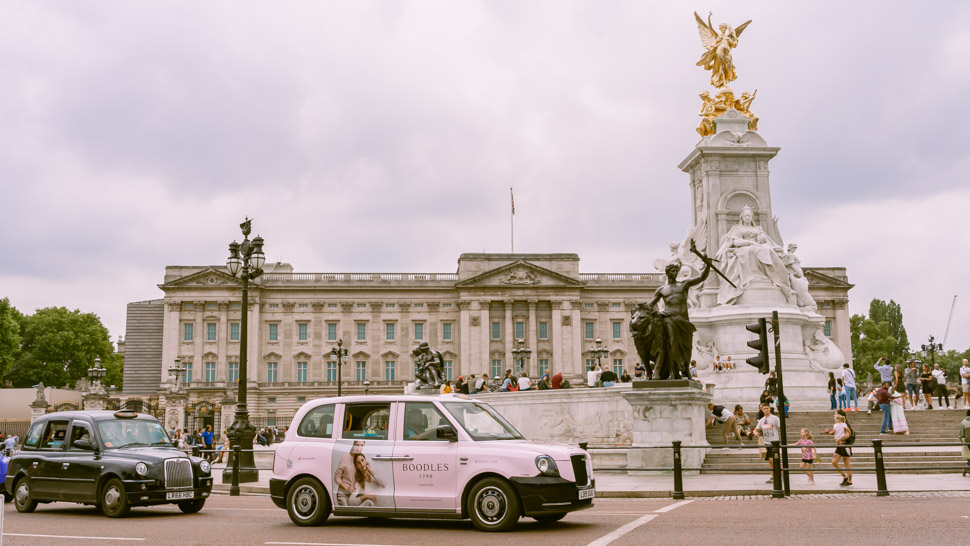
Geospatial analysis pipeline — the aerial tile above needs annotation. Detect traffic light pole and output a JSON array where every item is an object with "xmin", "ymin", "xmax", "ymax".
[{"xmin": 771, "ymin": 311, "xmax": 790, "ymax": 496}]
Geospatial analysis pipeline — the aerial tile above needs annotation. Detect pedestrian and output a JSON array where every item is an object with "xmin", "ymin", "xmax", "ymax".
[
  {"xmin": 517, "ymin": 372, "xmax": 532, "ymax": 391},
  {"xmin": 688, "ymin": 360, "xmax": 699, "ymax": 381},
  {"xmin": 764, "ymin": 371, "xmax": 778, "ymax": 403},
  {"xmin": 865, "ymin": 388, "xmax": 878, "ymax": 415},
  {"xmin": 551, "ymin": 371, "xmax": 563, "ymax": 389},
  {"xmin": 501, "ymin": 372, "xmax": 514, "ymax": 392},
  {"xmin": 634, "ymin": 362, "xmax": 646, "ymax": 379},
  {"xmin": 733, "ymin": 405, "xmax": 752, "ymax": 438},
  {"xmin": 961, "ymin": 360, "xmax": 970, "ymax": 409},
  {"xmin": 713, "ymin": 355, "xmax": 723, "ymax": 372},
  {"xmin": 475, "ymin": 373, "xmax": 487, "ymax": 393},
  {"xmin": 920, "ymin": 363, "xmax": 935, "ymax": 409},
  {"xmin": 892, "ymin": 364, "xmax": 908, "ymax": 408},
  {"xmin": 600, "ymin": 367, "xmax": 617, "ymax": 387},
  {"xmin": 890, "ymin": 389, "xmax": 909, "ymax": 435},
  {"xmin": 759, "ymin": 389, "xmax": 775, "ymax": 413},
  {"xmin": 753, "ymin": 403, "xmax": 781, "ymax": 483},
  {"xmin": 620, "ymin": 369, "xmax": 632, "ymax": 383},
  {"xmin": 215, "ymin": 432, "xmax": 230, "ymax": 463},
  {"xmin": 440, "ymin": 380, "xmax": 453, "ymax": 394},
  {"xmin": 467, "ymin": 374, "xmax": 477, "ymax": 394},
  {"xmin": 706, "ymin": 402, "xmax": 743, "ymax": 446},
  {"xmin": 959, "ymin": 410, "xmax": 970, "ymax": 477},
  {"xmin": 827, "ymin": 372, "xmax": 837, "ymax": 410},
  {"xmin": 725, "ymin": 356, "xmax": 735, "ymax": 370},
  {"xmin": 824, "ymin": 412, "xmax": 853, "ymax": 487},
  {"xmin": 795, "ymin": 428, "xmax": 817, "ymax": 485},
  {"xmin": 587, "ymin": 365, "xmax": 599, "ymax": 388},
  {"xmin": 874, "ymin": 357, "xmax": 893, "ymax": 385},
  {"xmin": 537, "ymin": 372, "xmax": 551, "ymax": 390},
  {"xmin": 841, "ymin": 363, "xmax": 859, "ymax": 411},
  {"xmin": 932, "ymin": 363, "xmax": 951, "ymax": 408},
  {"xmin": 201, "ymin": 425, "xmax": 214, "ymax": 461},
  {"xmin": 904, "ymin": 361, "xmax": 920, "ymax": 409},
  {"xmin": 875, "ymin": 382, "xmax": 892, "ymax": 434},
  {"xmin": 837, "ymin": 378, "xmax": 847, "ymax": 409}
]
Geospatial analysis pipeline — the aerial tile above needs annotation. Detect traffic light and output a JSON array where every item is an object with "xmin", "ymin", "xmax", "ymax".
[{"xmin": 745, "ymin": 318, "xmax": 770, "ymax": 374}]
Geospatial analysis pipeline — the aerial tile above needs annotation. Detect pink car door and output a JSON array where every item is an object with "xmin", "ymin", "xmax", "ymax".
[{"xmin": 391, "ymin": 401, "xmax": 458, "ymax": 511}]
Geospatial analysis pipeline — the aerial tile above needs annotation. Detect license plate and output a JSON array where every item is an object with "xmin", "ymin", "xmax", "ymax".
[
  {"xmin": 578, "ymin": 488, "xmax": 595, "ymax": 500},
  {"xmin": 166, "ymin": 491, "xmax": 194, "ymax": 500}
]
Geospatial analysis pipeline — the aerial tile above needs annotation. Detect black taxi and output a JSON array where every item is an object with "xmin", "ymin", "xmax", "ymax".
[{"xmin": 4, "ymin": 410, "xmax": 213, "ymax": 517}]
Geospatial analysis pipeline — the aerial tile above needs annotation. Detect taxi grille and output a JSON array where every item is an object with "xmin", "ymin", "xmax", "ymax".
[
  {"xmin": 165, "ymin": 458, "xmax": 193, "ymax": 489},
  {"xmin": 571, "ymin": 454, "xmax": 590, "ymax": 487}
]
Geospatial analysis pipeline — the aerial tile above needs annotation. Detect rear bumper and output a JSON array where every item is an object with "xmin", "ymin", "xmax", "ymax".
[
  {"xmin": 510, "ymin": 476, "xmax": 594, "ymax": 516},
  {"xmin": 269, "ymin": 478, "xmax": 286, "ymax": 509}
]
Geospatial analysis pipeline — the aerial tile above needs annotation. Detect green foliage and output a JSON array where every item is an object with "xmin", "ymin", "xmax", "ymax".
[
  {"xmin": 6, "ymin": 306, "xmax": 116, "ymax": 388},
  {"xmin": 867, "ymin": 299, "xmax": 910, "ymax": 359},
  {"xmin": 0, "ymin": 298, "xmax": 24, "ymax": 383},
  {"xmin": 850, "ymin": 313, "xmax": 898, "ymax": 383},
  {"xmin": 102, "ymin": 352, "xmax": 124, "ymax": 389}
]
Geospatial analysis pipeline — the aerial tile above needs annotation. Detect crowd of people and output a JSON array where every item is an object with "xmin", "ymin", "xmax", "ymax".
[{"xmin": 167, "ymin": 424, "xmax": 285, "ymax": 462}]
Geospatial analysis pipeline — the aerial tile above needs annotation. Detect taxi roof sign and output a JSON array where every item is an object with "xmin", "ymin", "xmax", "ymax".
[{"xmin": 114, "ymin": 410, "xmax": 139, "ymax": 419}]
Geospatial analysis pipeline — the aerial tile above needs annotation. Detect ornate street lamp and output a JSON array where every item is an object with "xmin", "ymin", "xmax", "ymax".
[
  {"xmin": 329, "ymin": 339, "xmax": 349, "ymax": 397},
  {"xmin": 87, "ymin": 357, "xmax": 106, "ymax": 389},
  {"xmin": 588, "ymin": 338, "xmax": 610, "ymax": 371},
  {"xmin": 511, "ymin": 338, "xmax": 532, "ymax": 375},
  {"xmin": 223, "ymin": 217, "xmax": 265, "ymax": 486},
  {"xmin": 363, "ymin": 380, "xmax": 371, "ymax": 396},
  {"xmin": 920, "ymin": 335, "xmax": 944, "ymax": 368},
  {"xmin": 168, "ymin": 357, "xmax": 187, "ymax": 393}
]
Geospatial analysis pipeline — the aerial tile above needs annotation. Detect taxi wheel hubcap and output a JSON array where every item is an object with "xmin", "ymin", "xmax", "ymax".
[
  {"xmin": 476, "ymin": 486, "xmax": 507, "ymax": 523},
  {"xmin": 15, "ymin": 482, "xmax": 29, "ymax": 504},
  {"xmin": 104, "ymin": 485, "xmax": 121, "ymax": 509},
  {"xmin": 293, "ymin": 485, "xmax": 317, "ymax": 518}
]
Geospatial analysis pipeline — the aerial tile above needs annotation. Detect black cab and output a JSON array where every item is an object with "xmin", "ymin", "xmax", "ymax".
[{"xmin": 4, "ymin": 410, "xmax": 213, "ymax": 517}]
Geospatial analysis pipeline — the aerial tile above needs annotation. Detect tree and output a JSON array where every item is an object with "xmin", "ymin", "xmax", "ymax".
[
  {"xmin": 102, "ymin": 352, "xmax": 124, "ymax": 390},
  {"xmin": 868, "ymin": 299, "xmax": 910, "ymax": 361},
  {"xmin": 6, "ymin": 307, "xmax": 115, "ymax": 388},
  {"xmin": 850, "ymin": 313, "xmax": 897, "ymax": 386},
  {"xmin": 0, "ymin": 297, "xmax": 23, "ymax": 384}
]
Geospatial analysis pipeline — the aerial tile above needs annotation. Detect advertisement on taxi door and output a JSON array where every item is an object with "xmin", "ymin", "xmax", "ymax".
[{"xmin": 331, "ymin": 440, "xmax": 395, "ymax": 508}]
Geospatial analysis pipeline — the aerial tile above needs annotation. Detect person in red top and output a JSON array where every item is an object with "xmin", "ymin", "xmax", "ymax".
[
  {"xmin": 551, "ymin": 371, "xmax": 563, "ymax": 389},
  {"xmin": 876, "ymin": 382, "xmax": 893, "ymax": 434}
]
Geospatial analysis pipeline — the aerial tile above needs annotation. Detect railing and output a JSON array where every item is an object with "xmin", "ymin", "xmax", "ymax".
[
  {"xmin": 587, "ymin": 439, "xmax": 970, "ymax": 499},
  {"xmin": 260, "ymin": 273, "xmax": 459, "ymax": 283},
  {"xmin": 579, "ymin": 273, "xmax": 663, "ymax": 283}
]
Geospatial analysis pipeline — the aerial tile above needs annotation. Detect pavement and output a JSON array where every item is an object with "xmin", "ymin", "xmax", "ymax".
[{"xmin": 210, "ymin": 448, "xmax": 970, "ymax": 498}]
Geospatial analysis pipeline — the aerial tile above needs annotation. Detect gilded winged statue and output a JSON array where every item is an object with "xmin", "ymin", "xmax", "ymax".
[{"xmin": 694, "ymin": 11, "xmax": 751, "ymax": 89}]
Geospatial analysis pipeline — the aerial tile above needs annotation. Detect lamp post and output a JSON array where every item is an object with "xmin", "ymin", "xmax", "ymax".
[
  {"xmin": 87, "ymin": 357, "xmax": 106, "ymax": 391},
  {"xmin": 363, "ymin": 380, "xmax": 370, "ymax": 396},
  {"xmin": 588, "ymin": 338, "xmax": 609, "ymax": 371},
  {"xmin": 920, "ymin": 335, "xmax": 944, "ymax": 368},
  {"xmin": 168, "ymin": 357, "xmax": 187, "ymax": 393},
  {"xmin": 223, "ymin": 217, "xmax": 265, "ymax": 484},
  {"xmin": 511, "ymin": 338, "xmax": 532, "ymax": 375},
  {"xmin": 329, "ymin": 339, "xmax": 349, "ymax": 397}
]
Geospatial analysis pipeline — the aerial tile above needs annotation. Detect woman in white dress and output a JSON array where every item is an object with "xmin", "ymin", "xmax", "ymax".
[{"xmin": 890, "ymin": 390, "xmax": 909, "ymax": 434}]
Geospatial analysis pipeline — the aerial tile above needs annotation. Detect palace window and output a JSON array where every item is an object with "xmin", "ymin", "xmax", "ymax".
[
  {"xmin": 298, "ymin": 323, "xmax": 308, "ymax": 341},
  {"xmin": 584, "ymin": 322, "xmax": 595, "ymax": 340},
  {"xmin": 444, "ymin": 360, "xmax": 453, "ymax": 381},
  {"xmin": 268, "ymin": 323, "xmax": 279, "ymax": 342},
  {"xmin": 327, "ymin": 303, "xmax": 337, "ymax": 309},
  {"xmin": 824, "ymin": 320, "xmax": 832, "ymax": 337},
  {"xmin": 327, "ymin": 361, "xmax": 337, "ymax": 382},
  {"xmin": 230, "ymin": 323, "xmax": 240, "ymax": 341},
  {"xmin": 442, "ymin": 303, "xmax": 452, "ymax": 309},
  {"xmin": 413, "ymin": 322, "xmax": 424, "ymax": 341},
  {"xmin": 385, "ymin": 322, "xmax": 395, "ymax": 341},
  {"xmin": 539, "ymin": 321, "xmax": 548, "ymax": 339},
  {"xmin": 356, "ymin": 361, "xmax": 367, "ymax": 381},
  {"xmin": 613, "ymin": 359, "xmax": 623, "ymax": 376},
  {"xmin": 298, "ymin": 303, "xmax": 308, "ymax": 309},
  {"xmin": 267, "ymin": 362, "xmax": 278, "ymax": 383},
  {"xmin": 539, "ymin": 359, "xmax": 550, "ymax": 376},
  {"xmin": 442, "ymin": 323, "xmax": 453, "ymax": 341},
  {"xmin": 356, "ymin": 322, "xmax": 366, "ymax": 341},
  {"xmin": 183, "ymin": 362, "xmax": 193, "ymax": 383},
  {"xmin": 297, "ymin": 362, "xmax": 308, "ymax": 383},
  {"xmin": 612, "ymin": 321, "xmax": 622, "ymax": 340},
  {"xmin": 204, "ymin": 362, "xmax": 216, "ymax": 382},
  {"xmin": 206, "ymin": 323, "xmax": 217, "ymax": 342},
  {"xmin": 491, "ymin": 322, "xmax": 501, "ymax": 340},
  {"xmin": 611, "ymin": 302, "xmax": 622, "ymax": 309},
  {"xmin": 183, "ymin": 323, "xmax": 194, "ymax": 342},
  {"xmin": 328, "ymin": 323, "xmax": 338, "ymax": 341},
  {"xmin": 268, "ymin": 304, "xmax": 279, "ymax": 309},
  {"xmin": 515, "ymin": 321, "xmax": 525, "ymax": 340},
  {"xmin": 385, "ymin": 361, "xmax": 396, "ymax": 381},
  {"xmin": 490, "ymin": 359, "xmax": 502, "ymax": 379},
  {"xmin": 228, "ymin": 362, "xmax": 239, "ymax": 383}
]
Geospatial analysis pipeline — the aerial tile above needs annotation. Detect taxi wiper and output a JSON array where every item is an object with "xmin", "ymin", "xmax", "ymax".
[{"xmin": 117, "ymin": 442, "xmax": 150, "ymax": 448}]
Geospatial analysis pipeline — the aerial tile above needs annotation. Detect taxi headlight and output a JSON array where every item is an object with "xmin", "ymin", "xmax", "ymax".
[
  {"xmin": 200, "ymin": 460, "xmax": 211, "ymax": 473},
  {"xmin": 535, "ymin": 455, "xmax": 559, "ymax": 477},
  {"xmin": 135, "ymin": 462, "xmax": 149, "ymax": 476}
]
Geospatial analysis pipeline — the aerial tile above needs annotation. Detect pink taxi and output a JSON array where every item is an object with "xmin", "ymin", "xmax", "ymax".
[{"xmin": 269, "ymin": 394, "xmax": 594, "ymax": 531}]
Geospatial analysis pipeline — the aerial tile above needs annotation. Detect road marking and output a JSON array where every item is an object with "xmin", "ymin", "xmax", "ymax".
[
  {"xmin": 266, "ymin": 543, "xmax": 405, "ymax": 546},
  {"xmin": 3, "ymin": 533, "xmax": 146, "ymax": 541},
  {"xmin": 204, "ymin": 507, "xmax": 280, "ymax": 511},
  {"xmin": 586, "ymin": 498, "xmax": 694, "ymax": 546},
  {"xmin": 653, "ymin": 499, "xmax": 694, "ymax": 513},
  {"xmin": 586, "ymin": 514, "xmax": 658, "ymax": 546}
]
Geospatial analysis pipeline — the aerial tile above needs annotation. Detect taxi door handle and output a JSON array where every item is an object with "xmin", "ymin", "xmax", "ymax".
[
  {"xmin": 373, "ymin": 455, "xmax": 413, "ymax": 461},
  {"xmin": 62, "ymin": 463, "xmax": 70, "ymax": 468}
]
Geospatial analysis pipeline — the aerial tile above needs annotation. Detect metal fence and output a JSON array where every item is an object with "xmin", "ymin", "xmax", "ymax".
[
  {"xmin": 0, "ymin": 419, "xmax": 30, "ymax": 442},
  {"xmin": 587, "ymin": 439, "xmax": 970, "ymax": 499}
]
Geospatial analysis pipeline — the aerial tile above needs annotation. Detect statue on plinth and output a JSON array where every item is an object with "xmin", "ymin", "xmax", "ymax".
[
  {"xmin": 631, "ymin": 256, "xmax": 711, "ymax": 380},
  {"xmin": 693, "ymin": 12, "xmax": 759, "ymax": 136},
  {"xmin": 715, "ymin": 205, "xmax": 792, "ymax": 305},
  {"xmin": 411, "ymin": 342, "xmax": 445, "ymax": 388},
  {"xmin": 782, "ymin": 243, "xmax": 817, "ymax": 311},
  {"xmin": 33, "ymin": 382, "xmax": 47, "ymax": 404}
]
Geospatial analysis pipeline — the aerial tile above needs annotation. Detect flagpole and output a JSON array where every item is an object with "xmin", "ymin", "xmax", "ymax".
[{"xmin": 510, "ymin": 187, "xmax": 515, "ymax": 253}]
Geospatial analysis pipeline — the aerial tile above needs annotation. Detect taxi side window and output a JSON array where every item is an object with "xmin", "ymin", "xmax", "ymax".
[
  {"xmin": 40, "ymin": 420, "xmax": 70, "ymax": 450},
  {"xmin": 24, "ymin": 421, "xmax": 45, "ymax": 449},
  {"xmin": 68, "ymin": 421, "xmax": 93, "ymax": 449},
  {"xmin": 342, "ymin": 403, "xmax": 390, "ymax": 440},
  {"xmin": 403, "ymin": 402, "xmax": 450, "ymax": 441},
  {"xmin": 298, "ymin": 405, "xmax": 335, "ymax": 438}
]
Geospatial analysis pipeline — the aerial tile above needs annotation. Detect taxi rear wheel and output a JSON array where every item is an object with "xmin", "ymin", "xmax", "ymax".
[
  {"xmin": 13, "ymin": 478, "xmax": 37, "ymax": 513},
  {"xmin": 533, "ymin": 512, "xmax": 567, "ymax": 523},
  {"xmin": 100, "ymin": 478, "xmax": 131, "ymax": 518},
  {"xmin": 286, "ymin": 477, "xmax": 331, "ymax": 526},
  {"xmin": 467, "ymin": 477, "xmax": 521, "ymax": 532}
]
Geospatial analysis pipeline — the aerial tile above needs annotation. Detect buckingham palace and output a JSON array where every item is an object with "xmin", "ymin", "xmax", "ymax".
[{"xmin": 122, "ymin": 252, "xmax": 852, "ymax": 427}]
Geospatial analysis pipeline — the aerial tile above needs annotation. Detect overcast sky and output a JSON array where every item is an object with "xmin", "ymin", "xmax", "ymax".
[{"xmin": 2, "ymin": 1, "xmax": 969, "ymax": 357}]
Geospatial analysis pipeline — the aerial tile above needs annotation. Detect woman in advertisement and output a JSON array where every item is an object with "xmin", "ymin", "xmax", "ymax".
[{"xmin": 333, "ymin": 441, "xmax": 391, "ymax": 507}]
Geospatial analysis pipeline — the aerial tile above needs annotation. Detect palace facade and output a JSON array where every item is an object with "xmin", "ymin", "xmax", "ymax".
[{"xmin": 123, "ymin": 252, "xmax": 852, "ymax": 426}]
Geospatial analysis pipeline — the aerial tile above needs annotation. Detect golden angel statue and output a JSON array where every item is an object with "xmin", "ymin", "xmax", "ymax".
[{"xmin": 694, "ymin": 11, "xmax": 751, "ymax": 89}]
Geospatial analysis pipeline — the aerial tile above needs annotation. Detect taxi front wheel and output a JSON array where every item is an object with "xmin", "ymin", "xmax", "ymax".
[
  {"xmin": 467, "ymin": 477, "xmax": 521, "ymax": 532},
  {"xmin": 100, "ymin": 478, "xmax": 131, "ymax": 518},
  {"xmin": 286, "ymin": 477, "xmax": 331, "ymax": 526}
]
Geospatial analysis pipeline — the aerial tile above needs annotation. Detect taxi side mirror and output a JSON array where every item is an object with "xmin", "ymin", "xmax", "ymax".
[
  {"xmin": 73, "ymin": 439, "xmax": 94, "ymax": 450},
  {"xmin": 435, "ymin": 425, "xmax": 458, "ymax": 442}
]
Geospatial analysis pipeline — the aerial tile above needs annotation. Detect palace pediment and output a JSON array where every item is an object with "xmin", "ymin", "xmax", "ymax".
[
  {"xmin": 804, "ymin": 269, "xmax": 854, "ymax": 289},
  {"xmin": 160, "ymin": 267, "xmax": 241, "ymax": 289},
  {"xmin": 455, "ymin": 260, "xmax": 584, "ymax": 289}
]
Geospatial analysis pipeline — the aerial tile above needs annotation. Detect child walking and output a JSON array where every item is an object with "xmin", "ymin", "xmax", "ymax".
[{"xmin": 795, "ymin": 428, "xmax": 817, "ymax": 485}]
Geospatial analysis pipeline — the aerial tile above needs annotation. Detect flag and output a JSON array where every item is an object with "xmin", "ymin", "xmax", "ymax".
[{"xmin": 510, "ymin": 187, "xmax": 515, "ymax": 215}]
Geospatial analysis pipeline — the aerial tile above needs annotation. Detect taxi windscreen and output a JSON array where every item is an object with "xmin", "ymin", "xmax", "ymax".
[
  {"xmin": 441, "ymin": 402, "xmax": 524, "ymax": 441},
  {"xmin": 97, "ymin": 420, "xmax": 171, "ymax": 449}
]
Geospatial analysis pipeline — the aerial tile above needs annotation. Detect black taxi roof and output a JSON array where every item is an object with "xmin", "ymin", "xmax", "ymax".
[{"xmin": 32, "ymin": 410, "xmax": 160, "ymax": 422}]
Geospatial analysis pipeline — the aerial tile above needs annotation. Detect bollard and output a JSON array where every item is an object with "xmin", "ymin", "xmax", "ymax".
[
  {"xmin": 872, "ymin": 439, "xmax": 889, "ymax": 497},
  {"xmin": 230, "ymin": 445, "xmax": 241, "ymax": 497},
  {"xmin": 770, "ymin": 441, "xmax": 784, "ymax": 499},
  {"xmin": 672, "ymin": 441, "xmax": 685, "ymax": 500}
]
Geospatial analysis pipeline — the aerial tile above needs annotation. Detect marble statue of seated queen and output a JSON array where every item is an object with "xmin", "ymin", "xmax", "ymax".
[{"xmin": 714, "ymin": 205, "xmax": 792, "ymax": 305}]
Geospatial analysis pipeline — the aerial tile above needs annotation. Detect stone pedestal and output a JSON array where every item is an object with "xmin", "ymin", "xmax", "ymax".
[
  {"xmin": 82, "ymin": 392, "xmax": 108, "ymax": 410},
  {"xmin": 220, "ymin": 393, "xmax": 237, "ymax": 436},
  {"xmin": 162, "ymin": 393, "xmax": 187, "ymax": 432},
  {"xmin": 622, "ymin": 383, "xmax": 712, "ymax": 474},
  {"xmin": 30, "ymin": 399, "xmax": 49, "ymax": 424}
]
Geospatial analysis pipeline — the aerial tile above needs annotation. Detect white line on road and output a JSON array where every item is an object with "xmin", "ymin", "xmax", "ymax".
[
  {"xmin": 3, "ymin": 533, "xmax": 146, "ymax": 541},
  {"xmin": 266, "ymin": 543, "xmax": 406, "ymax": 546},
  {"xmin": 586, "ymin": 514, "xmax": 658, "ymax": 546},
  {"xmin": 653, "ymin": 499, "xmax": 695, "ymax": 513},
  {"xmin": 586, "ymin": 498, "xmax": 694, "ymax": 546}
]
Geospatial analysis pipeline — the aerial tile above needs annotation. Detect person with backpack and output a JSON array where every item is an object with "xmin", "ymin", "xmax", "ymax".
[{"xmin": 824, "ymin": 411, "xmax": 853, "ymax": 486}]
